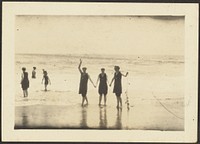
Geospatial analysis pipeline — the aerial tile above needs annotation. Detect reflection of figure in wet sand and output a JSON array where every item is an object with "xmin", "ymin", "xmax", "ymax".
[
  {"xmin": 99, "ymin": 107, "xmax": 107, "ymax": 129},
  {"xmin": 115, "ymin": 108, "xmax": 122, "ymax": 129},
  {"xmin": 80, "ymin": 107, "xmax": 88, "ymax": 129},
  {"xmin": 21, "ymin": 107, "xmax": 28, "ymax": 128}
]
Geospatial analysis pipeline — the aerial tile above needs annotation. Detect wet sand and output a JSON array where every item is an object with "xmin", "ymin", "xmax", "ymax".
[
  {"xmin": 15, "ymin": 54, "xmax": 184, "ymax": 130},
  {"xmin": 15, "ymin": 95, "xmax": 184, "ymax": 130}
]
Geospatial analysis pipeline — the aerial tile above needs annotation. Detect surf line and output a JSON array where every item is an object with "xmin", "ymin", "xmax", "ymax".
[{"xmin": 152, "ymin": 93, "xmax": 184, "ymax": 120}]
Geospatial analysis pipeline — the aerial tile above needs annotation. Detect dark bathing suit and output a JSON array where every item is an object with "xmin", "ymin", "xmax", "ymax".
[
  {"xmin": 79, "ymin": 72, "xmax": 89, "ymax": 97},
  {"xmin": 32, "ymin": 70, "xmax": 36, "ymax": 78},
  {"xmin": 44, "ymin": 75, "xmax": 49, "ymax": 85},
  {"xmin": 21, "ymin": 72, "xmax": 29, "ymax": 90},
  {"xmin": 113, "ymin": 72, "xmax": 122, "ymax": 96},
  {"xmin": 98, "ymin": 73, "xmax": 108, "ymax": 95}
]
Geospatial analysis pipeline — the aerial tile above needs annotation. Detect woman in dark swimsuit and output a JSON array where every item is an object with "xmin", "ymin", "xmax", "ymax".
[
  {"xmin": 21, "ymin": 67, "xmax": 29, "ymax": 97},
  {"xmin": 96, "ymin": 68, "xmax": 108, "ymax": 106},
  {"xmin": 110, "ymin": 66, "xmax": 128, "ymax": 108},
  {"xmin": 78, "ymin": 59, "xmax": 96, "ymax": 106}
]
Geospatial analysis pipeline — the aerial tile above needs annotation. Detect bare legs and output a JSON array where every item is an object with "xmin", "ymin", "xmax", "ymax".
[
  {"xmin": 23, "ymin": 90, "xmax": 28, "ymax": 97},
  {"xmin": 99, "ymin": 95, "xmax": 102, "ymax": 105},
  {"xmin": 44, "ymin": 84, "xmax": 47, "ymax": 91},
  {"xmin": 116, "ymin": 94, "xmax": 122, "ymax": 108},
  {"xmin": 82, "ymin": 95, "xmax": 88, "ymax": 106},
  {"xmin": 23, "ymin": 90, "xmax": 26, "ymax": 97},
  {"xmin": 99, "ymin": 94, "xmax": 107, "ymax": 106},
  {"xmin": 25, "ymin": 90, "xmax": 28, "ymax": 97},
  {"xmin": 104, "ymin": 95, "xmax": 107, "ymax": 105}
]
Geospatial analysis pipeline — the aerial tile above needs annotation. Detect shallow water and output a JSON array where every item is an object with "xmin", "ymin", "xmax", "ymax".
[{"xmin": 15, "ymin": 54, "xmax": 184, "ymax": 130}]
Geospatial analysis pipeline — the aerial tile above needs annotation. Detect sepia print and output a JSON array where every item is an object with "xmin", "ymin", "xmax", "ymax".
[
  {"xmin": 15, "ymin": 15, "xmax": 184, "ymax": 130},
  {"xmin": 2, "ymin": 2, "xmax": 198, "ymax": 142}
]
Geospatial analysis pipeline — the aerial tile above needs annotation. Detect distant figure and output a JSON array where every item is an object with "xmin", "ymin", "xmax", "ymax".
[
  {"xmin": 32, "ymin": 67, "xmax": 36, "ymax": 78},
  {"xmin": 21, "ymin": 67, "xmax": 29, "ymax": 97},
  {"xmin": 78, "ymin": 59, "xmax": 96, "ymax": 106},
  {"xmin": 41, "ymin": 71, "xmax": 51, "ymax": 91},
  {"xmin": 110, "ymin": 66, "xmax": 128, "ymax": 108},
  {"xmin": 96, "ymin": 68, "xmax": 108, "ymax": 106}
]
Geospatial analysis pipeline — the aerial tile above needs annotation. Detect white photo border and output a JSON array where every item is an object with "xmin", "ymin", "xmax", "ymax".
[{"xmin": 2, "ymin": 2, "xmax": 198, "ymax": 142}]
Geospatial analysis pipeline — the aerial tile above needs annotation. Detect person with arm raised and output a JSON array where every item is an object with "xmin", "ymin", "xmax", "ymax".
[
  {"xmin": 110, "ymin": 66, "xmax": 128, "ymax": 108},
  {"xmin": 78, "ymin": 59, "xmax": 95, "ymax": 106}
]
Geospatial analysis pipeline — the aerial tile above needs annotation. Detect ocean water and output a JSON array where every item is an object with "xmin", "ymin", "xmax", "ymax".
[
  {"xmin": 15, "ymin": 54, "xmax": 184, "ymax": 106},
  {"xmin": 15, "ymin": 54, "xmax": 184, "ymax": 130}
]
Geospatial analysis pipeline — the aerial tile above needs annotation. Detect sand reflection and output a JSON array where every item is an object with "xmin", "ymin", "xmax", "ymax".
[
  {"xmin": 99, "ymin": 107, "xmax": 107, "ymax": 129},
  {"xmin": 80, "ymin": 106, "xmax": 88, "ymax": 128},
  {"xmin": 21, "ymin": 107, "xmax": 29, "ymax": 127},
  {"xmin": 115, "ymin": 108, "xmax": 122, "ymax": 129}
]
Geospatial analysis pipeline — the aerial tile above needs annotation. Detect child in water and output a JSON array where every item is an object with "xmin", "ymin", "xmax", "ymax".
[
  {"xmin": 41, "ymin": 71, "xmax": 51, "ymax": 91},
  {"xmin": 78, "ymin": 59, "xmax": 96, "ymax": 106},
  {"xmin": 96, "ymin": 68, "xmax": 108, "ymax": 106},
  {"xmin": 110, "ymin": 66, "xmax": 128, "ymax": 108},
  {"xmin": 21, "ymin": 67, "xmax": 29, "ymax": 97}
]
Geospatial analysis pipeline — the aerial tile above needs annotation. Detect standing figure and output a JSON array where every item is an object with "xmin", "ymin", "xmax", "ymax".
[
  {"xmin": 21, "ymin": 67, "xmax": 29, "ymax": 97},
  {"xmin": 109, "ymin": 66, "xmax": 128, "ymax": 108},
  {"xmin": 41, "ymin": 71, "xmax": 51, "ymax": 91},
  {"xmin": 96, "ymin": 68, "xmax": 108, "ymax": 106},
  {"xmin": 32, "ymin": 67, "xmax": 36, "ymax": 78},
  {"xmin": 78, "ymin": 59, "xmax": 96, "ymax": 106}
]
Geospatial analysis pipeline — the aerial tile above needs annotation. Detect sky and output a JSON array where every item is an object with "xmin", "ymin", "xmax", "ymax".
[{"xmin": 15, "ymin": 15, "xmax": 184, "ymax": 55}]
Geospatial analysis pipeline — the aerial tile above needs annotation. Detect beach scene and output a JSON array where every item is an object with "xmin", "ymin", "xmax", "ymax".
[
  {"xmin": 15, "ymin": 54, "xmax": 184, "ymax": 130},
  {"xmin": 15, "ymin": 15, "xmax": 184, "ymax": 130}
]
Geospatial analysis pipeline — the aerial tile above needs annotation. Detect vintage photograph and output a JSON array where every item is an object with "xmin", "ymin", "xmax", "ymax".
[
  {"xmin": 14, "ymin": 15, "xmax": 185, "ymax": 130},
  {"xmin": 2, "ymin": 2, "xmax": 198, "ymax": 142}
]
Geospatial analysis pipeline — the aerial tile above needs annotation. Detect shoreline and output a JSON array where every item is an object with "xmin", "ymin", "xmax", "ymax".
[{"xmin": 15, "ymin": 96, "xmax": 184, "ymax": 131}]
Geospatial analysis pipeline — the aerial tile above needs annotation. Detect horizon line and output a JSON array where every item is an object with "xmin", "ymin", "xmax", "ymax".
[{"xmin": 15, "ymin": 53, "xmax": 184, "ymax": 56}]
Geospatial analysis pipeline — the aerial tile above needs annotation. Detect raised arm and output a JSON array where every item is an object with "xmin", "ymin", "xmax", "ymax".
[
  {"xmin": 122, "ymin": 72, "xmax": 129, "ymax": 77},
  {"xmin": 78, "ymin": 59, "xmax": 82, "ymax": 73}
]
